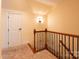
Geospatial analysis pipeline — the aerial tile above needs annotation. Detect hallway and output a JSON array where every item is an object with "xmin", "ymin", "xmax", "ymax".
[
  {"xmin": 2, "ymin": 44, "xmax": 57, "ymax": 59},
  {"xmin": 1, "ymin": 0, "xmax": 79, "ymax": 59}
]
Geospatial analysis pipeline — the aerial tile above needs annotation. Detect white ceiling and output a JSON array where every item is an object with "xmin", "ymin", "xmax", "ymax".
[
  {"xmin": 35, "ymin": 0, "xmax": 61, "ymax": 6},
  {"xmin": 31, "ymin": 0, "xmax": 63, "ymax": 15}
]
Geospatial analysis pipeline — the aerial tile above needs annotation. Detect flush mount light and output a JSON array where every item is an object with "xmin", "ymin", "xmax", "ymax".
[{"xmin": 36, "ymin": 16, "xmax": 44, "ymax": 23}]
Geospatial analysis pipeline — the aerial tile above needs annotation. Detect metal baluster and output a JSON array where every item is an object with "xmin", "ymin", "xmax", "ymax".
[
  {"xmin": 61, "ymin": 35, "xmax": 63, "ymax": 59},
  {"xmin": 38, "ymin": 33, "xmax": 40, "ymax": 51},
  {"xmin": 57, "ymin": 34, "xmax": 59, "ymax": 56},
  {"xmin": 40, "ymin": 33, "xmax": 42, "ymax": 50},
  {"xmin": 59, "ymin": 34, "xmax": 60, "ymax": 59},
  {"xmin": 72, "ymin": 36, "xmax": 74, "ymax": 59},
  {"xmin": 42, "ymin": 32, "xmax": 44, "ymax": 49},
  {"xmin": 37, "ymin": 33, "xmax": 39, "ymax": 51},
  {"xmin": 49, "ymin": 33, "xmax": 51, "ymax": 50},
  {"xmin": 50, "ymin": 33, "xmax": 52, "ymax": 51},
  {"xmin": 55, "ymin": 33, "xmax": 57, "ymax": 56},
  {"xmin": 54, "ymin": 33, "xmax": 55, "ymax": 55},
  {"xmin": 36, "ymin": 33, "xmax": 39, "ymax": 51},
  {"xmin": 56, "ymin": 34, "xmax": 58, "ymax": 57},
  {"xmin": 39, "ymin": 33, "xmax": 41, "ymax": 50},
  {"xmin": 48, "ymin": 33, "xmax": 50, "ymax": 50},
  {"xmin": 77, "ymin": 37, "xmax": 79, "ymax": 59},
  {"xmin": 40, "ymin": 32, "xmax": 43, "ymax": 49},
  {"xmin": 44, "ymin": 32, "xmax": 45, "ymax": 49},
  {"xmin": 47, "ymin": 32, "xmax": 48, "ymax": 49},
  {"xmin": 64, "ymin": 35, "xmax": 66, "ymax": 59},
  {"xmin": 41, "ymin": 32, "xmax": 43, "ymax": 49},
  {"xmin": 68, "ymin": 36, "xmax": 70, "ymax": 59},
  {"xmin": 52, "ymin": 33, "xmax": 53, "ymax": 52}
]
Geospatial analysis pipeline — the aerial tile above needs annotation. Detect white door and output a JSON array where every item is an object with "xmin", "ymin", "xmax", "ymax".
[{"xmin": 8, "ymin": 12, "xmax": 23, "ymax": 48}]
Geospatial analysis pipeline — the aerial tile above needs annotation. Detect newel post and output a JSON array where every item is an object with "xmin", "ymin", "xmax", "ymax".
[
  {"xmin": 45, "ymin": 28, "xmax": 47, "ymax": 49},
  {"xmin": 34, "ymin": 29, "xmax": 36, "ymax": 53}
]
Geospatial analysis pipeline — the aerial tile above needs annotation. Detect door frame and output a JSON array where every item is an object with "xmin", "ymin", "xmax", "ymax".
[{"xmin": 2, "ymin": 9, "xmax": 24, "ymax": 49}]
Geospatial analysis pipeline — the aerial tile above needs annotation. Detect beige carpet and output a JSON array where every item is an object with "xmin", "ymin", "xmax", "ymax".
[
  {"xmin": 33, "ymin": 50, "xmax": 57, "ymax": 59},
  {"xmin": 2, "ymin": 45, "xmax": 57, "ymax": 59}
]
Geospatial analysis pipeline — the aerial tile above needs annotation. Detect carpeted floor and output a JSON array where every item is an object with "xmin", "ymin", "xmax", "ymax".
[{"xmin": 2, "ymin": 44, "xmax": 57, "ymax": 59}]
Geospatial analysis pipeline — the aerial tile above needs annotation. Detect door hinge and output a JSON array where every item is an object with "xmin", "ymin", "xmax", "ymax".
[
  {"xmin": 8, "ymin": 42, "xmax": 9, "ymax": 45},
  {"xmin": 8, "ymin": 29, "xmax": 10, "ymax": 31},
  {"xmin": 8, "ymin": 16, "xmax": 9, "ymax": 19}
]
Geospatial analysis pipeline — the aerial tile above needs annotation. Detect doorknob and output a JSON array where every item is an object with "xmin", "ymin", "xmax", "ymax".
[
  {"xmin": 18, "ymin": 28, "xmax": 22, "ymax": 30},
  {"xmin": 8, "ymin": 42, "xmax": 9, "ymax": 45}
]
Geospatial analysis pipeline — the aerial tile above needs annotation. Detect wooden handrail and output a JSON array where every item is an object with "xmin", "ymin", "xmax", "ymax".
[
  {"xmin": 34, "ymin": 29, "xmax": 79, "ymax": 37},
  {"xmin": 59, "ymin": 40, "xmax": 77, "ymax": 59},
  {"xmin": 35, "ymin": 31, "xmax": 45, "ymax": 32},
  {"xmin": 48, "ymin": 30, "xmax": 79, "ymax": 37}
]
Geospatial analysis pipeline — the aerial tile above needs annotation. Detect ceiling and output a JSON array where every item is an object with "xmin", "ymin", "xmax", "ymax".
[
  {"xmin": 30, "ymin": 0, "xmax": 63, "ymax": 15},
  {"xmin": 34, "ymin": 0, "xmax": 62, "ymax": 6}
]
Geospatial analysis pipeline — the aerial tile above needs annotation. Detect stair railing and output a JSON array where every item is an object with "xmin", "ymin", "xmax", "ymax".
[{"xmin": 34, "ymin": 28, "xmax": 79, "ymax": 59}]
